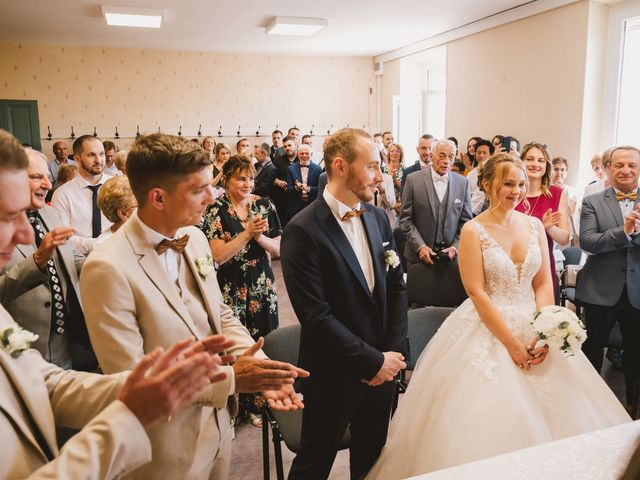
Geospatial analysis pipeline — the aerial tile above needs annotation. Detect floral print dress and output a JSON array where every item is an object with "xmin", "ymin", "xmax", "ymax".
[{"xmin": 202, "ymin": 195, "xmax": 281, "ymax": 339}]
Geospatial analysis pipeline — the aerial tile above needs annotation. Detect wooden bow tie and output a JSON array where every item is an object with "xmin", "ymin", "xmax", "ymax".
[
  {"xmin": 156, "ymin": 234, "xmax": 190, "ymax": 254},
  {"xmin": 616, "ymin": 191, "xmax": 637, "ymax": 201},
  {"xmin": 341, "ymin": 208, "xmax": 365, "ymax": 221}
]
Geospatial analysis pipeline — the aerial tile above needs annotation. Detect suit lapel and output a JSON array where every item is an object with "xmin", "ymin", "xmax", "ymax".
[
  {"xmin": 423, "ymin": 169, "xmax": 438, "ymax": 220},
  {"xmin": 125, "ymin": 221, "xmax": 200, "ymax": 338},
  {"xmin": 604, "ymin": 187, "xmax": 625, "ymax": 226},
  {"xmin": 182, "ymin": 239, "xmax": 221, "ymax": 335},
  {"xmin": 316, "ymin": 200, "xmax": 371, "ymax": 297}
]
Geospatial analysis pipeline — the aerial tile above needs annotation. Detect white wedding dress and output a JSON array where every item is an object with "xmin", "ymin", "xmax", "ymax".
[{"xmin": 366, "ymin": 219, "xmax": 631, "ymax": 479}]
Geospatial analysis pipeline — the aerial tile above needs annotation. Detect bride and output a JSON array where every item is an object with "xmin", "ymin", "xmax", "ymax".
[{"xmin": 366, "ymin": 153, "xmax": 631, "ymax": 479}]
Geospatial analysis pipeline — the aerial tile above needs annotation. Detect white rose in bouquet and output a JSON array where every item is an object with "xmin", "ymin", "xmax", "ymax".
[{"xmin": 531, "ymin": 305, "xmax": 586, "ymax": 356}]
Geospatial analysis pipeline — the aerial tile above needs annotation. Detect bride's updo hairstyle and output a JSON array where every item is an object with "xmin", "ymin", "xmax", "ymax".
[{"xmin": 477, "ymin": 153, "xmax": 528, "ymax": 206}]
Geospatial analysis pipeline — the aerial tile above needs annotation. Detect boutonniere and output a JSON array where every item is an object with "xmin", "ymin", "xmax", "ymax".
[
  {"xmin": 1, "ymin": 325, "xmax": 38, "ymax": 358},
  {"xmin": 384, "ymin": 249, "xmax": 400, "ymax": 272},
  {"xmin": 195, "ymin": 254, "xmax": 215, "ymax": 280}
]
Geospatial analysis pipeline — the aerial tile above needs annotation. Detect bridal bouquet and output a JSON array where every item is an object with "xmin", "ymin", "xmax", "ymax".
[{"xmin": 531, "ymin": 305, "xmax": 587, "ymax": 356}]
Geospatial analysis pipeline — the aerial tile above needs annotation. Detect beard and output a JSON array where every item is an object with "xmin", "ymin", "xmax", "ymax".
[{"xmin": 346, "ymin": 175, "xmax": 374, "ymax": 203}]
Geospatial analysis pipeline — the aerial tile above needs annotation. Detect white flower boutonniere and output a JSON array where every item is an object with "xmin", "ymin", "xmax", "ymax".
[
  {"xmin": 384, "ymin": 249, "xmax": 400, "ymax": 272},
  {"xmin": 1, "ymin": 325, "xmax": 38, "ymax": 358},
  {"xmin": 195, "ymin": 254, "xmax": 215, "ymax": 280}
]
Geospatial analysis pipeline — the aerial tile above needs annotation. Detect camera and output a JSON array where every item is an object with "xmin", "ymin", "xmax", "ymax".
[{"xmin": 432, "ymin": 242, "xmax": 451, "ymax": 263}]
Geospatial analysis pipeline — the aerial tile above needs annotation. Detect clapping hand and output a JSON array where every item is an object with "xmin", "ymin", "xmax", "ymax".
[
  {"xmin": 541, "ymin": 208, "xmax": 562, "ymax": 231},
  {"xmin": 361, "ymin": 351, "xmax": 406, "ymax": 387},
  {"xmin": 118, "ymin": 336, "xmax": 230, "ymax": 428},
  {"xmin": 623, "ymin": 204, "xmax": 640, "ymax": 236},
  {"xmin": 244, "ymin": 216, "xmax": 268, "ymax": 240},
  {"xmin": 33, "ymin": 226, "xmax": 74, "ymax": 270}
]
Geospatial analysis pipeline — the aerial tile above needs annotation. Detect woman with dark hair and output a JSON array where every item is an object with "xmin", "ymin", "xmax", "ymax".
[
  {"xmin": 201, "ymin": 155, "xmax": 282, "ymax": 427},
  {"xmin": 211, "ymin": 142, "xmax": 230, "ymax": 189},
  {"xmin": 462, "ymin": 136, "xmax": 482, "ymax": 170},
  {"xmin": 515, "ymin": 142, "xmax": 570, "ymax": 295}
]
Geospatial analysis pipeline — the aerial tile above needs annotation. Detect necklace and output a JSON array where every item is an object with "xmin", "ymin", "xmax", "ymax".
[{"xmin": 525, "ymin": 194, "xmax": 542, "ymax": 216}]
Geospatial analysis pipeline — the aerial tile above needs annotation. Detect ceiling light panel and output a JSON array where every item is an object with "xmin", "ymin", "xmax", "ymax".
[
  {"xmin": 102, "ymin": 5, "xmax": 164, "ymax": 28},
  {"xmin": 266, "ymin": 16, "xmax": 327, "ymax": 36}
]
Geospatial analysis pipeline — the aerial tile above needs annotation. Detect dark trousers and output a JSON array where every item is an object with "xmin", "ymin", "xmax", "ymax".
[
  {"xmin": 582, "ymin": 288, "xmax": 640, "ymax": 409},
  {"xmin": 288, "ymin": 378, "xmax": 394, "ymax": 480}
]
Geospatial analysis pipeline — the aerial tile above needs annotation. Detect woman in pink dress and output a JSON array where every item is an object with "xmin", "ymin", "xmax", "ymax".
[{"xmin": 515, "ymin": 142, "xmax": 570, "ymax": 296}]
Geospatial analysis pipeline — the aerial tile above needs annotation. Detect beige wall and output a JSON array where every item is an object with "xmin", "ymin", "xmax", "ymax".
[{"xmin": 0, "ymin": 43, "xmax": 374, "ymax": 156}]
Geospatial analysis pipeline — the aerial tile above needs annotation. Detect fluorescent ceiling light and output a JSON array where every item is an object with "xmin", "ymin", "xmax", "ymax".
[
  {"xmin": 266, "ymin": 16, "xmax": 327, "ymax": 36},
  {"xmin": 102, "ymin": 5, "xmax": 164, "ymax": 28}
]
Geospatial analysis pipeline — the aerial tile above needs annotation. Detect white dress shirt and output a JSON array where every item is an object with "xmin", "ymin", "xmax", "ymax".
[
  {"xmin": 133, "ymin": 213, "xmax": 182, "ymax": 284},
  {"xmin": 50, "ymin": 172, "xmax": 113, "ymax": 255},
  {"xmin": 323, "ymin": 188, "xmax": 375, "ymax": 292},
  {"xmin": 466, "ymin": 168, "xmax": 484, "ymax": 215},
  {"xmin": 431, "ymin": 167, "xmax": 449, "ymax": 202}
]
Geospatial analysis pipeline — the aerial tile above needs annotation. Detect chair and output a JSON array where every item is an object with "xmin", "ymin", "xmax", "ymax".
[
  {"xmin": 260, "ymin": 325, "xmax": 350, "ymax": 480},
  {"xmin": 560, "ymin": 246, "xmax": 582, "ymax": 312},
  {"xmin": 407, "ymin": 262, "xmax": 467, "ymax": 308},
  {"xmin": 393, "ymin": 307, "xmax": 454, "ymax": 413}
]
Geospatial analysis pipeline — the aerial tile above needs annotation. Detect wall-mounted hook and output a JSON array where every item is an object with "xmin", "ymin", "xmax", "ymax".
[
  {"xmin": 93, "ymin": 127, "xmax": 98, "ymax": 137},
  {"xmin": 256, "ymin": 125, "xmax": 260, "ymax": 137},
  {"xmin": 158, "ymin": 126, "xmax": 161, "ymax": 132},
  {"xmin": 309, "ymin": 124, "xmax": 314, "ymax": 136},
  {"xmin": 115, "ymin": 126, "xmax": 120, "ymax": 139},
  {"xmin": 218, "ymin": 126, "xmax": 222, "ymax": 137},
  {"xmin": 178, "ymin": 126, "xmax": 182, "ymax": 137},
  {"xmin": 237, "ymin": 126, "xmax": 241, "ymax": 137},
  {"xmin": 47, "ymin": 126, "xmax": 52, "ymax": 141},
  {"xmin": 136, "ymin": 125, "xmax": 140, "ymax": 137},
  {"xmin": 197, "ymin": 124, "xmax": 202, "ymax": 137},
  {"xmin": 70, "ymin": 126, "xmax": 76, "ymax": 140},
  {"xmin": 327, "ymin": 124, "xmax": 332, "ymax": 136}
]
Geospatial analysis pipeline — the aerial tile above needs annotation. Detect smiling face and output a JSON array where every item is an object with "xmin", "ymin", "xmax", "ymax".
[
  {"xmin": 523, "ymin": 147, "xmax": 548, "ymax": 180},
  {"xmin": 226, "ymin": 168, "xmax": 255, "ymax": 201},
  {"xmin": 0, "ymin": 169, "xmax": 33, "ymax": 268},
  {"xmin": 417, "ymin": 137, "xmax": 433, "ymax": 163},
  {"xmin": 203, "ymin": 137, "xmax": 215, "ymax": 153},
  {"xmin": 388, "ymin": 145, "xmax": 402, "ymax": 165},
  {"xmin": 492, "ymin": 164, "xmax": 527, "ymax": 209},
  {"xmin": 26, "ymin": 150, "xmax": 52, "ymax": 210},
  {"xmin": 475, "ymin": 145, "xmax": 492, "ymax": 165},
  {"xmin": 552, "ymin": 162, "xmax": 568, "ymax": 184},
  {"xmin": 607, "ymin": 148, "xmax": 640, "ymax": 193}
]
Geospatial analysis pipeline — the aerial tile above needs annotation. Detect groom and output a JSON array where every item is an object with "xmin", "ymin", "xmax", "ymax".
[{"xmin": 281, "ymin": 128, "xmax": 408, "ymax": 479}]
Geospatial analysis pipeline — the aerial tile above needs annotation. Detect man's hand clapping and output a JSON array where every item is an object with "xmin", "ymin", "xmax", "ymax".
[
  {"xmin": 623, "ymin": 204, "xmax": 640, "ymax": 236},
  {"xmin": 361, "ymin": 352, "xmax": 406, "ymax": 387}
]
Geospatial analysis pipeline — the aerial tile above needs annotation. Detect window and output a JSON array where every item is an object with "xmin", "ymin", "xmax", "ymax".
[{"xmin": 616, "ymin": 16, "xmax": 640, "ymax": 145}]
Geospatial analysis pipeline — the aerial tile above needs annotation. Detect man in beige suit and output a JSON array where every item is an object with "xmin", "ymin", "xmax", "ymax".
[
  {"xmin": 81, "ymin": 133, "xmax": 307, "ymax": 480},
  {"xmin": 0, "ymin": 129, "xmax": 232, "ymax": 479}
]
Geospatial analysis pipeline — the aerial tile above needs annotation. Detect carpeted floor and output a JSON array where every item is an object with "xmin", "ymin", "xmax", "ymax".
[{"xmin": 228, "ymin": 259, "xmax": 627, "ymax": 480}]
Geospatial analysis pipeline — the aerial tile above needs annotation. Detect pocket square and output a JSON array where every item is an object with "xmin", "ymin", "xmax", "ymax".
[
  {"xmin": 383, "ymin": 241, "xmax": 390, "ymax": 247},
  {"xmin": 454, "ymin": 198, "xmax": 462, "ymax": 204}
]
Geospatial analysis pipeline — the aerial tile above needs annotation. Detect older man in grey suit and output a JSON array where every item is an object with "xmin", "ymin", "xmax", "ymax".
[
  {"xmin": 400, "ymin": 139, "xmax": 472, "ymax": 267},
  {"xmin": 577, "ymin": 145, "xmax": 640, "ymax": 418},
  {"xmin": 0, "ymin": 148, "xmax": 95, "ymax": 370}
]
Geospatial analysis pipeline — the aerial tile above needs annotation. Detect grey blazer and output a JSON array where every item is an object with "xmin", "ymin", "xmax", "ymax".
[
  {"xmin": 399, "ymin": 169, "xmax": 472, "ymax": 263},
  {"xmin": 0, "ymin": 206, "xmax": 83, "ymax": 361},
  {"xmin": 576, "ymin": 187, "xmax": 640, "ymax": 309}
]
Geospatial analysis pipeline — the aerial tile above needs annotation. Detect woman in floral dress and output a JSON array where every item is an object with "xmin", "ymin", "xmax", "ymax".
[{"xmin": 202, "ymin": 155, "xmax": 282, "ymax": 426}]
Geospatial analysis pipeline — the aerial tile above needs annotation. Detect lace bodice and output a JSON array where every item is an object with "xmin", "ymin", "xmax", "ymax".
[{"xmin": 472, "ymin": 218, "xmax": 540, "ymax": 305}]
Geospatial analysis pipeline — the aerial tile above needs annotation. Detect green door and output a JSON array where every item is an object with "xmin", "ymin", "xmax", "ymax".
[{"xmin": 0, "ymin": 99, "xmax": 41, "ymax": 151}]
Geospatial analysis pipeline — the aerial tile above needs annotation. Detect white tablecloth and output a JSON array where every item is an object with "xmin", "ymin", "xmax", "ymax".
[{"xmin": 409, "ymin": 420, "xmax": 640, "ymax": 480}]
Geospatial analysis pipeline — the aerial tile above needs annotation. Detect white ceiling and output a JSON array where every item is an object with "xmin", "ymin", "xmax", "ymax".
[{"xmin": 0, "ymin": 0, "xmax": 537, "ymax": 56}]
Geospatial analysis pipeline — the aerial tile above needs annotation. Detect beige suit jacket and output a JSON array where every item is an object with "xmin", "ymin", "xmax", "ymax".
[
  {"xmin": 80, "ymin": 214, "xmax": 259, "ymax": 479},
  {"xmin": 0, "ymin": 306, "xmax": 151, "ymax": 479}
]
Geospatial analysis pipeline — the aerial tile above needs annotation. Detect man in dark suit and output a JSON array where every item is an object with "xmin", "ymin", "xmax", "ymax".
[
  {"xmin": 272, "ymin": 136, "xmax": 298, "ymax": 226},
  {"xmin": 270, "ymin": 129, "xmax": 284, "ymax": 160},
  {"xmin": 577, "ymin": 145, "xmax": 640, "ymax": 417},
  {"xmin": 400, "ymin": 138, "xmax": 472, "ymax": 268},
  {"xmin": 281, "ymin": 128, "xmax": 408, "ymax": 480},
  {"xmin": 0, "ymin": 148, "xmax": 96, "ymax": 371},
  {"xmin": 400, "ymin": 133, "xmax": 435, "ymax": 194},
  {"xmin": 286, "ymin": 144, "xmax": 322, "ymax": 219},
  {"xmin": 252, "ymin": 143, "xmax": 277, "ymax": 198}
]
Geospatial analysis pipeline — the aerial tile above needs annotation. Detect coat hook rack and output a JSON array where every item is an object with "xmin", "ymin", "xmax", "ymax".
[
  {"xmin": 47, "ymin": 126, "xmax": 52, "ymax": 141},
  {"xmin": 327, "ymin": 124, "xmax": 332, "ymax": 136},
  {"xmin": 237, "ymin": 126, "xmax": 241, "ymax": 137},
  {"xmin": 70, "ymin": 126, "xmax": 76, "ymax": 140},
  {"xmin": 158, "ymin": 126, "xmax": 161, "ymax": 132},
  {"xmin": 115, "ymin": 126, "xmax": 120, "ymax": 139},
  {"xmin": 178, "ymin": 126, "xmax": 182, "ymax": 137},
  {"xmin": 255, "ymin": 125, "xmax": 260, "ymax": 137},
  {"xmin": 136, "ymin": 125, "xmax": 140, "ymax": 137},
  {"xmin": 197, "ymin": 124, "xmax": 202, "ymax": 137},
  {"xmin": 93, "ymin": 127, "xmax": 98, "ymax": 137},
  {"xmin": 309, "ymin": 124, "xmax": 314, "ymax": 136},
  {"xmin": 218, "ymin": 126, "xmax": 222, "ymax": 137}
]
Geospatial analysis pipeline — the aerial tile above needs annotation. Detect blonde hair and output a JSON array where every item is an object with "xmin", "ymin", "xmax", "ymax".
[
  {"xmin": 478, "ymin": 153, "xmax": 528, "ymax": 206},
  {"xmin": 97, "ymin": 176, "xmax": 136, "ymax": 223},
  {"xmin": 114, "ymin": 150, "xmax": 128, "ymax": 173},
  {"xmin": 57, "ymin": 164, "xmax": 78, "ymax": 185}
]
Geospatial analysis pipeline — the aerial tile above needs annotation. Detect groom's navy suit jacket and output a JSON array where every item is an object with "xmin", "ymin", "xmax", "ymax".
[{"xmin": 281, "ymin": 197, "xmax": 408, "ymax": 382}]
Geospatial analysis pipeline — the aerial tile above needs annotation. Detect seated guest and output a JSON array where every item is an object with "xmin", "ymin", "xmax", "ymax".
[
  {"xmin": 400, "ymin": 139, "xmax": 472, "ymax": 268},
  {"xmin": 578, "ymin": 145, "xmax": 640, "ymax": 418},
  {"xmin": 57, "ymin": 163, "xmax": 78, "ymax": 186},
  {"xmin": 80, "ymin": 133, "xmax": 306, "ymax": 480},
  {"xmin": 253, "ymin": 143, "xmax": 277, "ymax": 198},
  {"xmin": 401, "ymin": 134, "xmax": 435, "ymax": 193},
  {"xmin": 1, "ymin": 148, "xmax": 96, "ymax": 370},
  {"xmin": 114, "ymin": 150, "xmax": 128, "ymax": 176},
  {"xmin": 50, "ymin": 135, "xmax": 112, "ymax": 255},
  {"xmin": 203, "ymin": 155, "xmax": 282, "ymax": 428},
  {"xmin": 287, "ymin": 144, "xmax": 322, "ymax": 218},
  {"xmin": 103, "ymin": 141, "xmax": 120, "ymax": 177},
  {"xmin": 467, "ymin": 139, "xmax": 495, "ymax": 215},
  {"xmin": 48, "ymin": 141, "xmax": 75, "ymax": 190},
  {"xmin": 236, "ymin": 138, "xmax": 251, "ymax": 156},
  {"xmin": 0, "ymin": 130, "xmax": 232, "ymax": 479},
  {"xmin": 96, "ymin": 176, "xmax": 137, "ymax": 244}
]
